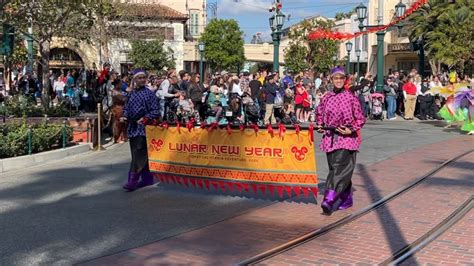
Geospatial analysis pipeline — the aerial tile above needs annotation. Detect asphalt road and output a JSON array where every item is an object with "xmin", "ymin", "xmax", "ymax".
[{"xmin": 0, "ymin": 120, "xmax": 464, "ymax": 265}]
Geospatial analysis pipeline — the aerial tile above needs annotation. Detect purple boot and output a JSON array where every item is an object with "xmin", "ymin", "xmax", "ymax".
[
  {"xmin": 338, "ymin": 189, "xmax": 353, "ymax": 210},
  {"xmin": 321, "ymin": 190, "xmax": 338, "ymax": 215},
  {"xmin": 123, "ymin": 172, "xmax": 140, "ymax": 191},
  {"xmin": 136, "ymin": 171, "xmax": 155, "ymax": 189}
]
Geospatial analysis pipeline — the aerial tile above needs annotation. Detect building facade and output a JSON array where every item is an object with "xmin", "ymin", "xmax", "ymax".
[
  {"xmin": 49, "ymin": 1, "xmax": 207, "ymax": 74},
  {"xmin": 333, "ymin": 15, "xmax": 369, "ymax": 75},
  {"xmin": 366, "ymin": 0, "xmax": 427, "ymax": 75}
]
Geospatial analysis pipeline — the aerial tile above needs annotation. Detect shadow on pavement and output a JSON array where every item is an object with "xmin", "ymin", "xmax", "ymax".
[
  {"xmin": 0, "ymin": 162, "xmax": 272, "ymax": 265},
  {"xmin": 357, "ymin": 164, "xmax": 418, "ymax": 265}
]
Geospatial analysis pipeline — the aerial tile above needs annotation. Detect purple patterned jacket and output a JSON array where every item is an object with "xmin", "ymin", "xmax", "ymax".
[{"xmin": 316, "ymin": 90, "xmax": 365, "ymax": 153}]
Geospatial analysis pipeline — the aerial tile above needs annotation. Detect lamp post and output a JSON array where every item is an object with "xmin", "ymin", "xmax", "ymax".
[
  {"xmin": 198, "ymin": 42, "xmax": 205, "ymax": 85},
  {"xmin": 269, "ymin": 2, "xmax": 285, "ymax": 73},
  {"xmin": 355, "ymin": 49, "xmax": 361, "ymax": 77},
  {"xmin": 345, "ymin": 41, "xmax": 353, "ymax": 74},
  {"xmin": 356, "ymin": 0, "xmax": 406, "ymax": 92}
]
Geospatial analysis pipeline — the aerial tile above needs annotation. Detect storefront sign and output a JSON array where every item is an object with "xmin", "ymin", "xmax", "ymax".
[{"xmin": 388, "ymin": 43, "xmax": 413, "ymax": 53}]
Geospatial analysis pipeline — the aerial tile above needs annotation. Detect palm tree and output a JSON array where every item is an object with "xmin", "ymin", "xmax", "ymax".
[{"xmin": 407, "ymin": 0, "xmax": 474, "ymax": 74}]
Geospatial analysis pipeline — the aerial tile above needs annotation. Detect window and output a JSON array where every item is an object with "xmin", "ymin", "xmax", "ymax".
[
  {"xmin": 190, "ymin": 11, "xmax": 199, "ymax": 36},
  {"xmin": 355, "ymin": 36, "xmax": 360, "ymax": 51}
]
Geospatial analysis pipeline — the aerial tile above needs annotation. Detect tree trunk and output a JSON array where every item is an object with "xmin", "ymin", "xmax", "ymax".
[
  {"xmin": 3, "ymin": 58, "xmax": 12, "ymax": 93},
  {"xmin": 39, "ymin": 40, "xmax": 51, "ymax": 109},
  {"xmin": 429, "ymin": 59, "xmax": 438, "ymax": 75}
]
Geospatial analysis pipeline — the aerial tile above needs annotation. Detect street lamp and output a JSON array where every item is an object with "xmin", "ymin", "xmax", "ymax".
[
  {"xmin": 356, "ymin": 0, "xmax": 406, "ymax": 92},
  {"xmin": 355, "ymin": 49, "xmax": 361, "ymax": 78},
  {"xmin": 345, "ymin": 41, "xmax": 353, "ymax": 74},
  {"xmin": 269, "ymin": 7, "xmax": 285, "ymax": 73},
  {"xmin": 198, "ymin": 41, "xmax": 205, "ymax": 85}
]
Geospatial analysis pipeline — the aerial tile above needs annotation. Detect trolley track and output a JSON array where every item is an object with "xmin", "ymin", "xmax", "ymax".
[
  {"xmin": 383, "ymin": 196, "xmax": 473, "ymax": 266},
  {"xmin": 238, "ymin": 149, "xmax": 473, "ymax": 265}
]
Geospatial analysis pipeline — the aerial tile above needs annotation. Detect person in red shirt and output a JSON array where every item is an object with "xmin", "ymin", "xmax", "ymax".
[{"xmin": 402, "ymin": 77, "xmax": 417, "ymax": 120}]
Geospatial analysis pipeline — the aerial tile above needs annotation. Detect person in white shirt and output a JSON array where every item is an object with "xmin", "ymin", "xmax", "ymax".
[
  {"xmin": 156, "ymin": 69, "xmax": 179, "ymax": 118},
  {"xmin": 231, "ymin": 76, "xmax": 243, "ymax": 96},
  {"xmin": 414, "ymin": 74, "xmax": 422, "ymax": 96},
  {"xmin": 429, "ymin": 76, "xmax": 442, "ymax": 88},
  {"xmin": 53, "ymin": 75, "xmax": 65, "ymax": 102}
]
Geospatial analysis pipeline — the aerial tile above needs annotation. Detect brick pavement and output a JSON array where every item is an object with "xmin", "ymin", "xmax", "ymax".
[
  {"xmin": 80, "ymin": 136, "xmax": 473, "ymax": 266},
  {"xmin": 260, "ymin": 151, "xmax": 473, "ymax": 265},
  {"xmin": 404, "ymin": 209, "xmax": 474, "ymax": 265}
]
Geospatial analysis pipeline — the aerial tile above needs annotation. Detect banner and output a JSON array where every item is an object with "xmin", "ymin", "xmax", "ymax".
[{"xmin": 146, "ymin": 126, "xmax": 318, "ymax": 197}]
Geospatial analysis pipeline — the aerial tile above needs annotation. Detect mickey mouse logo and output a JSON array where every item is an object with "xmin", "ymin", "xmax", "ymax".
[
  {"xmin": 151, "ymin": 139, "xmax": 164, "ymax": 152},
  {"xmin": 291, "ymin": 146, "xmax": 309, "ymax": 161}
]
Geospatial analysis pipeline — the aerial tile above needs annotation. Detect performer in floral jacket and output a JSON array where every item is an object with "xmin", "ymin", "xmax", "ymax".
[
  {"xmin": 121, "ymin": 69, "xmax": 161, "ymax": 191},
  {"xmin": 316, "ymin": 67, "xmax": 366, "ymax": 215}
]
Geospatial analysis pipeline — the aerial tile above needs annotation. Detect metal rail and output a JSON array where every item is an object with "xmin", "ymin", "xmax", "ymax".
[
  {"xmin": 384, "ymin": 196, "xmax": 473, "ymax": 266},
  {"xmin": 238, "ymin": 149, "xmax": 473, "ymax": 265}
]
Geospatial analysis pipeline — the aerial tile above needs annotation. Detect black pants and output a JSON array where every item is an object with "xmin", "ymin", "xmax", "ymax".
[
  {"xmin": 129, "ymin": 136, "xmax": 150, "ymax": 173},
  {"xmin": 418, "ymin": 95, "xmax": 434, "ymax": 119},
  {"xmin": 193, "ymin": 101, "xmax": 204, "ymax": 121},
  {"xmin": 325, "ymin": 149, "xmax": 357, "ymax": 194}
]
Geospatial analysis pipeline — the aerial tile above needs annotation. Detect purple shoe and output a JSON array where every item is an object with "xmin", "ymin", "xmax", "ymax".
[
  {"xmin": 123, "ymin": 172, "xmax": 140, "ymax": 191},
  {"xmin": 321, "ymin": 190, "xmax": 338, "ymax": 215},
  {"xmin": 338, "ymin": 189, "xmax": 353, "ymax": 210},
  {"xmin": 137, "ymin": 171, "xmax": 155, "ymax": 188}
]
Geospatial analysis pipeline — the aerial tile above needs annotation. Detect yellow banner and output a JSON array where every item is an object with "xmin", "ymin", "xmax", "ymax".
[{"xmin": 146, "ymin": 126, "xmax": 317, "ymax": 187}]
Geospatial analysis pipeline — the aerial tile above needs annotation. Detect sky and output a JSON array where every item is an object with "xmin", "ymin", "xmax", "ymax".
[{"xmin": 214, "ymin": 0, "xmax": 368, "ymax": 43}]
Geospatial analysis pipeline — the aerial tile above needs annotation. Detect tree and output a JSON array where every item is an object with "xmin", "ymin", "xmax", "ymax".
[
  {"xmin": 284, "ymin": 19, "xmax": 339, "ymax": 74},
  {"xmin": 1, "ymin": 38, "xmax": 28, "ymax": 92},
  {"xmin": 407, "ymin": 0, "xmax": 474, "ymax": 74},
  {"xmin": 199, "ymin": 19, "xmax": 245, "ymax": 72},
  {"xmin": 335, "ymin": 9, "xmax": 356, "ymax": 21},
  {"xmin": 129, "ymin": 39, "xmax": 175, "ymax": 73},
  {"xmin": 1, "ymin": 0, "xmax": 115, "ymax": 106}
]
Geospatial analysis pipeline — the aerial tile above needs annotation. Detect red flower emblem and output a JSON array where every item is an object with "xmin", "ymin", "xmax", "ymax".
[
  {"xmin": 151, "ymin": 139, "xmax": 164, "ymax": 152},
  {"xmin": 291, "ymin": 146, "xmax": 309, "ymax": 162}
]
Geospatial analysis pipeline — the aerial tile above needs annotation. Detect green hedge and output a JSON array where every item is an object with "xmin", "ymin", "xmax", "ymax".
[
  {"xmin": 0, "ymin": 95, "xmax": 77, "ymax": 118},
  {"xmin": 0, "ymin": 122, "xmax": 73, "ymax": 158}
]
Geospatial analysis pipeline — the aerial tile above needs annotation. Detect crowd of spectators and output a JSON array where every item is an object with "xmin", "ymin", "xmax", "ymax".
[{"xmin": 1, "ymin": 64, "xmax": 472, "ymax": 143}]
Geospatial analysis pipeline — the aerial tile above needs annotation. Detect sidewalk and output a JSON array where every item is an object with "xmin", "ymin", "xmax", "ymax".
[{"xmin": 80, "ymin": 136, "xmax": 473, "ymax": 265}]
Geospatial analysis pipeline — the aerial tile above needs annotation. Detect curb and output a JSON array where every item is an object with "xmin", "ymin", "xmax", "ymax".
[{"xmin": 0, "ymin": 144, "xmax": 92, "ymax": 173}]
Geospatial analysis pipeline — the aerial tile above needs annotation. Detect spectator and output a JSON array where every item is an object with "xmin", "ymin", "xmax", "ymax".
[
  {"xmin": 178, "ymin": 70, "xmax": 190, "ymax": 92},
  {"xmin": 156, "ymin": 69, "xmax": 179, "ymax": 118},
  {"xmin": 111, "ymin": 79, "xmax": 127, "ymax": 143},
  {"xmin": 402, "ymin": 77, "xmax": 417, "ymax": 120},
  {"xmin": 230, "ymin": 76, "xmax": 243, "ymax": 96},
  {"xmin": 54, "ymin": 74, "xmax": 66, "ymax": 102},
  {"xmin": 207, "ymin": 85, "xmax": 224, "ymax": 121},
  {"xmin": 384, "ymin": 78, "xmax": 398, "ymax": 120},
  {"xmin": 188, "ymin": 73, "xmax": 206, "ymax": 121},
  {"xmin": 417, "ymin": 78, "xmax": 434, "ymax": 120},
  {"xmin": 249, "ymin": 72, "xmax": 261, "ymax": 102},
  {"xmin": 294, "ymin": 77, "xmax": 307, "ymax": 122},
  {"xmin": 263, "ymin": 74, "xmax": 278, "ymax": 125}
]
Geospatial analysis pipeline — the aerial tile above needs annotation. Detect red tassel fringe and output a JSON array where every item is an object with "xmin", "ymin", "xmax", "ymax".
[{"xmin": 153, "ymin": 173, "xmax": 317, "ymax": 199}]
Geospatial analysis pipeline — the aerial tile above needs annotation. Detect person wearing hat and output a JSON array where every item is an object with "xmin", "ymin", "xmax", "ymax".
[
  {"xmin": 120, "ymin": 69, "xmax": 161, "ymax": 191},
  {"xmin": 316, "ymin": 66, "xmax": 365, "ymax": 215}
]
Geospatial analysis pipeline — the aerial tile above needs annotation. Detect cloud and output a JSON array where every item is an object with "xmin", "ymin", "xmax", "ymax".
[{"xmin": 218, "ymin": 0, "xmax": 270, "ymax": 15}]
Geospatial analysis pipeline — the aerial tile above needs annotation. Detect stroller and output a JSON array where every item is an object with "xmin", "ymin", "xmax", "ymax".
[
  {"xmin": 370, "ymin": 93, "xmax": 385, "ymax": 120},
  {"xmin": 242, "ymin": 94, "xmax": 263, "ymax": 126}
]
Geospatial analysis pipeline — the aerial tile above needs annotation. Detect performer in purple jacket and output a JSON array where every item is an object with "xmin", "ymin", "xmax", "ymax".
[
  {"xmin": 316, "ymin": 67, "xmax": 365, "ymax": 215},
  {"xmin": 121, "ymin": 69, "xmax": 161, "ymax": 191}
]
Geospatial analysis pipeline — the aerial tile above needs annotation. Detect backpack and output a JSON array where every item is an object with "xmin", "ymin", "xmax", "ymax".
[{"xmin": 274, "ymin": 90, "xmax": 284, "ymax": 108}]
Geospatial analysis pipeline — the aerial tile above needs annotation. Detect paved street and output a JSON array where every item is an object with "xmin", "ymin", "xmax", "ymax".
[{"xmin": 0, "ymin": 120, "xmax": 471, "ymax": 265}]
